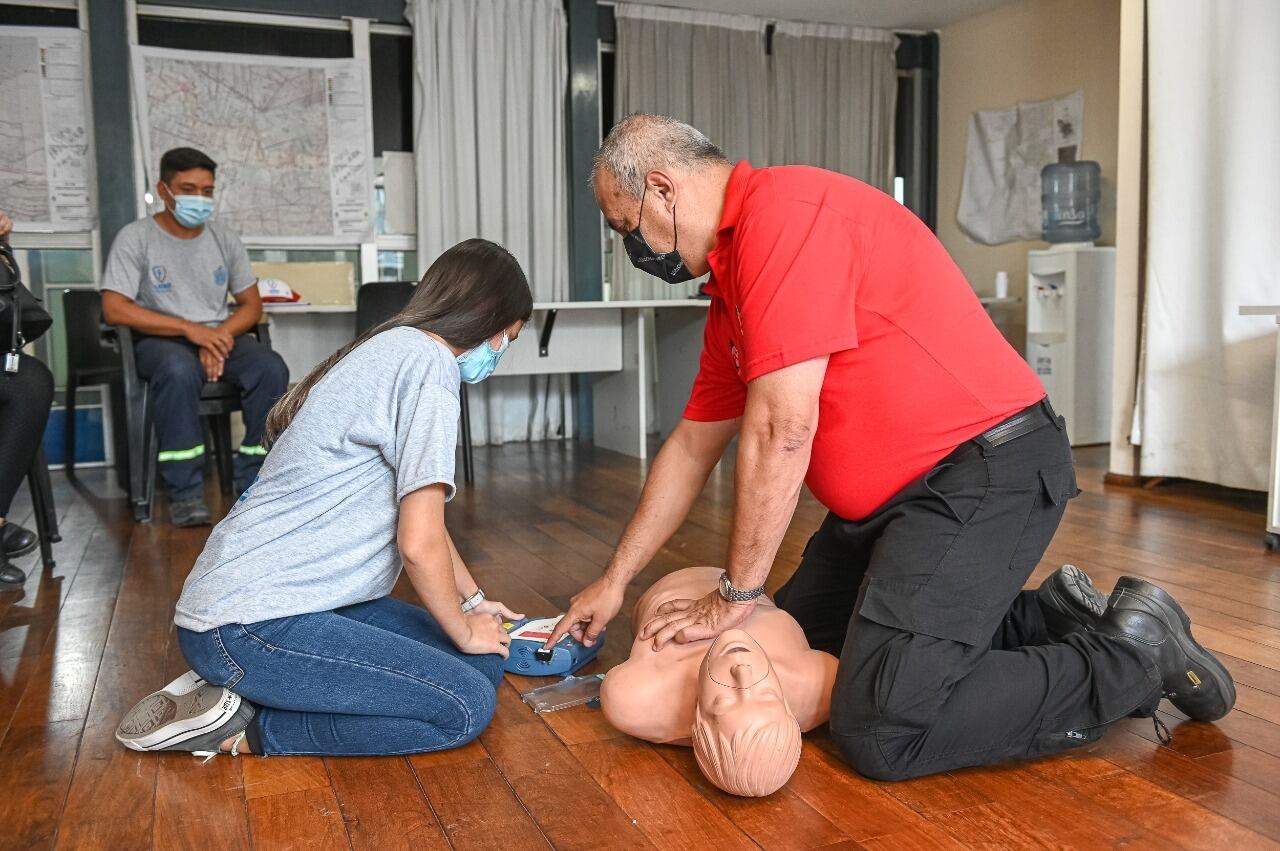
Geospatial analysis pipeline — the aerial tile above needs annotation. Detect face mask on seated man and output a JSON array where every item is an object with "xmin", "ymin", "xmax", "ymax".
[{"xmin": 599, "ymin": 566, "xmax": 837, "ymax": 797}]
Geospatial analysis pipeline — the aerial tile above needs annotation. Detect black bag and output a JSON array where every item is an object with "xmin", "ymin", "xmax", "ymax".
[{"xmin": 0, "ymin": 240, "xmax": 54, "ymax": 353}]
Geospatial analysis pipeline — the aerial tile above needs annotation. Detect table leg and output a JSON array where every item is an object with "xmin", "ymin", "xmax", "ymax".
[{"xmin": 1267, "ymin": 320, "xmax": 1280, "ymax": 550}]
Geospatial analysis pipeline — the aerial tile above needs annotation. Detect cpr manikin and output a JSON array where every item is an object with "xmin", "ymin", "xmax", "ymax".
[{"xmin": 601, "ymin": 567, "xmax": 838, "ymax": 797}]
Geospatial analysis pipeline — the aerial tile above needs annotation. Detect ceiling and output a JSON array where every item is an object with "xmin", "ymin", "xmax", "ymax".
[{"xmin": 632, "ymin": 0, "xmax": 1019, "ymax": 30}]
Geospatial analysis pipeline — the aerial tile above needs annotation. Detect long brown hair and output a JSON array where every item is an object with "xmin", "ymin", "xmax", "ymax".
[{"xmin": 263, "ymin": 238, "xmax": 532, "ymax": 446}]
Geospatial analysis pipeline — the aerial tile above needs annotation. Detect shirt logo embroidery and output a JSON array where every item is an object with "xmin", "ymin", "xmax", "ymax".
[
  {"xmin": 214, "ymin": 265, "xmax": 228, "ymax": 287},
  {"xmin": 151, "ymin": 265, "xmax": 172, "ymax": 292},
  {"xmin": 729, "ymin": 339, "xmax": 741, "ymax": 373}
]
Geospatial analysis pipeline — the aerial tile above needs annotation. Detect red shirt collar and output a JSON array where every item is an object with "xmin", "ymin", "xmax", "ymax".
[
  {"xmin": 705, "ymin": 161, "xmax": 755, "ymax": 292},
  {"xmin": 716, "ymin": 160, "xmax": 755, "ymax": 236}
]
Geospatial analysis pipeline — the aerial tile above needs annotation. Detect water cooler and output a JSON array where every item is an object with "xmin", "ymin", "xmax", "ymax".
[{"xmin": 1025, "ymin": 244, "xmax": 1116, "ymax": 445}]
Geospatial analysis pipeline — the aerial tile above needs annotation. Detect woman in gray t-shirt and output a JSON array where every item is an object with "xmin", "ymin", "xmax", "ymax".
[{"xmin": 114, "ymin": 239, "xmax": 533, "ymax": 758}]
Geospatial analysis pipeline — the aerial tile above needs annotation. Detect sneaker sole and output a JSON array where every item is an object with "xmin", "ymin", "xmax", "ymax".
[
  {"xmin": 115, "ymin": 676, "xmax": 238, "ymax": 751},
  {"xmin": 1038, "ymin": 564, "xmax": 1106, "ymax": 628},
  {"xmin": 1111, "ymin": 576, "xmax": 1236, "ymax": 721}
]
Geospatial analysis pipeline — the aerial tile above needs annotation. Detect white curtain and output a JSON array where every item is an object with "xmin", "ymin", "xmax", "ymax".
[
  {"xmin": 610, "ymin": 4, "xmax": 897, "ymax": 301},
  {"xmin": 407, "ymin": 0, "xmax": 569, "ymax": 445},
  {"xmin": 1135, "ymin": 0, "xmax": 1280, "ymax": 490}
]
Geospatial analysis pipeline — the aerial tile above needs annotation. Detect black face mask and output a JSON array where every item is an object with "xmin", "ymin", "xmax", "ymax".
[{"xmin": 622, "ymin": 184, "xmax": 695, "ymax": 284}]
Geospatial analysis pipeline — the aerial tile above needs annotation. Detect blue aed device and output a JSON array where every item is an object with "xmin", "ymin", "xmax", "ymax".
[{"xmin": 503, "ymin": 616, "xmax": 603, "ymax": 676}]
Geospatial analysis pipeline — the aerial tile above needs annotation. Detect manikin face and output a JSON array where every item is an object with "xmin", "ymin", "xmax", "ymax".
[
  {"xmin": 691, "ymin": 628, "xmax": 803, "ymax": 797},
  {"xmin": 696, "ymin": 629, "xmax": 793, "ymax": 731}
]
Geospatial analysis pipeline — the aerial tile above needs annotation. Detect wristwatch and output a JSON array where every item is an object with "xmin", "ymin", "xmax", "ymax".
[
  {"xmin": 460, "ymin": 589, "xmax": 486, "ymax": 613},
  {"xmin": 718, "ymin": 572, "xmax": 766, "ymax": 603}
]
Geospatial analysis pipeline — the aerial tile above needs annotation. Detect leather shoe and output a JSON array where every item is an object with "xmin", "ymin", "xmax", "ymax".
[
  {"xmin": 0, "ymin": 554, "xmax": 25, "ymax": 588},
  {"xmin": 1036, "ymin": 564, "xmax": 1107, "ymax": 639},
  {"xmin": 1, "ymin": 523, "xmax": 38, "ymax": 559},
  {"xmin": 1096, "ymin": 576, "xmax": 1235, "ymax": 722}
]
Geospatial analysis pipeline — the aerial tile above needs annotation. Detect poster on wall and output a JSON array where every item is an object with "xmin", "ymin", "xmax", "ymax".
[
  {"xmin": 132, "ymin": 46, "xmax": 374, "ymax": 243},
  {"xmin": 957, "ymin": 89, "xmax": 1083, "ymax": 245},
  {"xmin": 0, "ymin": 26, "xmax": 95, "ymax": 232}
]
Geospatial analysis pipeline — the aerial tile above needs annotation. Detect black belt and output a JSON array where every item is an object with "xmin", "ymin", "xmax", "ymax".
[{"xmin": 979, "ymin": 398, "xmax": 1056, "ymax": 448}]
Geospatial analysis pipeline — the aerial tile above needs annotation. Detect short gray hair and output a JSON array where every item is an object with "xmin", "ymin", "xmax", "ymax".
[{"xmin": 592, "ymin": 113, "xmax": 729, "ymax": 198}]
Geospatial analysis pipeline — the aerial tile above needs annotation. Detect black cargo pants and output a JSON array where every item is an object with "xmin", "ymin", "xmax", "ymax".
[{"xmin": 774, "ymin": 399, "xmax": 1162, "ymax": 781}]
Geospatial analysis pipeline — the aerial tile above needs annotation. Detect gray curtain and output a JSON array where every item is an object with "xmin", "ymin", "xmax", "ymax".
[
  {"xmin": 771, "ymin": 21, "xmax": 897, "ymax": 192},
  {"xmin": 611, "ymin": 4, "xmax": 897, "ymax": 301},
  {"xmin": 408, "ymin": 0, "xmax": 569, "ymax": 445},
  {"xmin": 612, "ymin": 5, "xmax": 769, "ymax": 301}
]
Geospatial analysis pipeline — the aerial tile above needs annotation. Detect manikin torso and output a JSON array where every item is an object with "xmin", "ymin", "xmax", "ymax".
[{"xmin": 601, "ymin": 567, "xmax": 838, "ymax": 745}]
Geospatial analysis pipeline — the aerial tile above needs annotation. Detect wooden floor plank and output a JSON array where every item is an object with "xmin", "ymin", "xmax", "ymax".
[
  {"xmin": 569, "ymin": 736, "xmax": 757, "ymax": 850},
  {"xmin": 246, "ymin": 787, "xmax": 350, "ymax": 851},
  {"xmin": 656, "ymin": 745, "xmax": 851, "ymax": 851},
  {"xmin": 408, "ymin": 750, "xmax": 551, "ymax": 851},
  {"xmin": 325, "ymin": 757, "xmax": 449, "ymax": 851},
  {"xmin": 55, "ymin": 515, "xmax": 173, "ymax": 850},
  {"xmin": 478, "ymin": 686, "xmax": 654, "ymax": 850},
  {"xmin": 1028, "ymin": 745, "xmax": 1280, "ymax": 849},
  {"xmin": 785, "ymin": 744, "xmax": 961, "ymax": 844}
]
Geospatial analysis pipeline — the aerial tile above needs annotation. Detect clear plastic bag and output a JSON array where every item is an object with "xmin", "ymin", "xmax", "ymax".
[{"xmin": 520, "ymin": 674, "xmax": 605, "ymax": 713}]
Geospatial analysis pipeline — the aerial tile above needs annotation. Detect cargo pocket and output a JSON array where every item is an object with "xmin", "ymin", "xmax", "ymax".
[
  {"xmin": 1008, "ymin": 462, "xmax": 1079, "ymax": 572},
  {"xmin": 922, "ymin": 458, "xmax": 990, "ymax": 526}
]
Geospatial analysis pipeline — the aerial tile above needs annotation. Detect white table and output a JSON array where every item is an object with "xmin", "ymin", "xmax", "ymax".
[
  {"xmin": 1240, "ymin": 305, "xmax": 1280, "ymax": 550},
  {"xmin": 263, "ymin": 299, "xmax": 709, "ymax": 460}
]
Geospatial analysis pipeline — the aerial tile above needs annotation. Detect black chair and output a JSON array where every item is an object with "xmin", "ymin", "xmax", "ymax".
[
  {"xmin": 60, "ymin": 290, "xmax": 127, "ymax": 481},
  {"xmin": 356, "ymin": 282, "xmax": 474, "ymax": 484},
  {"xmin": 112, "ymin": 323, "xmax": 273, "ymax": 523},
  {"xmin": 24, "ymin": 446, "xmax": 60, "ymax": 568}
]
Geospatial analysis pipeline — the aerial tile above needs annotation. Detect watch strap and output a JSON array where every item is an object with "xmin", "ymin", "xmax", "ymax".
[{"xmin": 718, "ymin": 572, "xmax": 765, "ymax": 602}]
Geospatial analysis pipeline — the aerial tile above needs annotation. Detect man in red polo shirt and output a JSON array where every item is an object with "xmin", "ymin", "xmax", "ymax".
[{"xmin": 549, "ymin": 115, "xmax": 1233, "ymax": 780}]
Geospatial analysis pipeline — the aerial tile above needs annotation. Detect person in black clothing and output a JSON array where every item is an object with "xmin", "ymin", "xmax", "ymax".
[{"xmin": 0, "ymin": 210, "xmax": 56, "ymax": 588}]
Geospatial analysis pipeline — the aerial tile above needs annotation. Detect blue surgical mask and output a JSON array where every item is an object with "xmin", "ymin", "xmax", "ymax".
[
  {"xmin": 170, "ymin": 194, "xmax": 214, "ymax": 228},
  {"xmin": 456, "ymin": 332, "xmax": 509, "ymax": 383}
]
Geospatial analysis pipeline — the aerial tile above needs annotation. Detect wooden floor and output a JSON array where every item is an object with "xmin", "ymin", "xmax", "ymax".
[{"xmin": 3, "ymin": 440, "xmax": 1280, "ymax": 850}]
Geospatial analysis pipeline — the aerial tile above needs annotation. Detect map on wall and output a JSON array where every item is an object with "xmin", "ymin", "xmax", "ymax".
[
  {"xmin": 0, "ymin": 26, "xmax": 94, "ymax": 231},
  {"xmin": 133, "ymin": 46, "xmax": 373, "ymax": 241},
  {"xmin": 957, "ymin": 89, "xmax": 1084, "ymax": 245}
]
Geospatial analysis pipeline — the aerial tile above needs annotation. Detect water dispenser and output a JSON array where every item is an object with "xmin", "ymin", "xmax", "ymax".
[{"xmin": 1025, "ymin": 245, "xmax": 1116, "ymax": 445}]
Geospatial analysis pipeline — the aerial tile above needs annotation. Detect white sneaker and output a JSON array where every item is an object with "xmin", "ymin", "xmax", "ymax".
[{"xmin": 115, "ymin": 671, "xmax": 245, "ymax": 752}]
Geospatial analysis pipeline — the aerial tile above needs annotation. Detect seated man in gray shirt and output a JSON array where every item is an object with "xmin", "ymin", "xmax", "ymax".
[{"xmin": 102, "ymin": 147, "xmax": 289, "ymax": 527}]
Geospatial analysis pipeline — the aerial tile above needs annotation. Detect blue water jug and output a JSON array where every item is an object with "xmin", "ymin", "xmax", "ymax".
[{"xmin": 1041, "ymin": 161, "xmax": 1101, "ymax": 243}]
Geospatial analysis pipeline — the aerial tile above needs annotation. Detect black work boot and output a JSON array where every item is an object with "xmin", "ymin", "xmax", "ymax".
[
  {"xmin": 1036, "ymin": 564, "xmax": 1108, "ymax": 639},
  {"xmin": 1096, "ymin": 576, "xmax": 1235, "ymax": 723},
  {"xmin": 1, "ymin": 522, "xmax": 38, "ymax": 559}
]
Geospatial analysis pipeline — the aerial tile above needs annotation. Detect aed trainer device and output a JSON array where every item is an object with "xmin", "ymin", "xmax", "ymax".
[{"xmin": 503, "ymin": 616, "xmax": 603, "ymax": 676}]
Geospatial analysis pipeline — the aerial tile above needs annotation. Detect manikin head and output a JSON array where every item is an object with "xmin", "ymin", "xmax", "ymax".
[{"xmin": 691, "ymin": 629, "xmax": 802, "ymax": 797}]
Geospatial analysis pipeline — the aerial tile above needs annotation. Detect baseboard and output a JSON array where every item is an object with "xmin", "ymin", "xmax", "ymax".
[{"xmin": 1103, "ymin": 472, "xmax": 1146, "ymax": 488}]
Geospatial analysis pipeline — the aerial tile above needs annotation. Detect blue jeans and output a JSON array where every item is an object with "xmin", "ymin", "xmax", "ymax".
[{"xmin": 177, "ymin": 597, "xmax": 504, "ymax": 756}]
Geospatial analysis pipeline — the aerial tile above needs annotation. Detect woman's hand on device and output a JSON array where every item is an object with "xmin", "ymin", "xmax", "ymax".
[
  {"xmin": 469, "ymin": 599, "xmax": 524, "ymax": 621},
  {"xmin": 456, "ymin": 612, "xmax": 512, "ymax": 658}
]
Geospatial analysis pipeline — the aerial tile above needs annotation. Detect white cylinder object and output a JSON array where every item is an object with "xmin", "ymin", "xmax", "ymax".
[{"xmin": 994, "ymin": 271, "xmax": 1009, "ymax": 299}]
